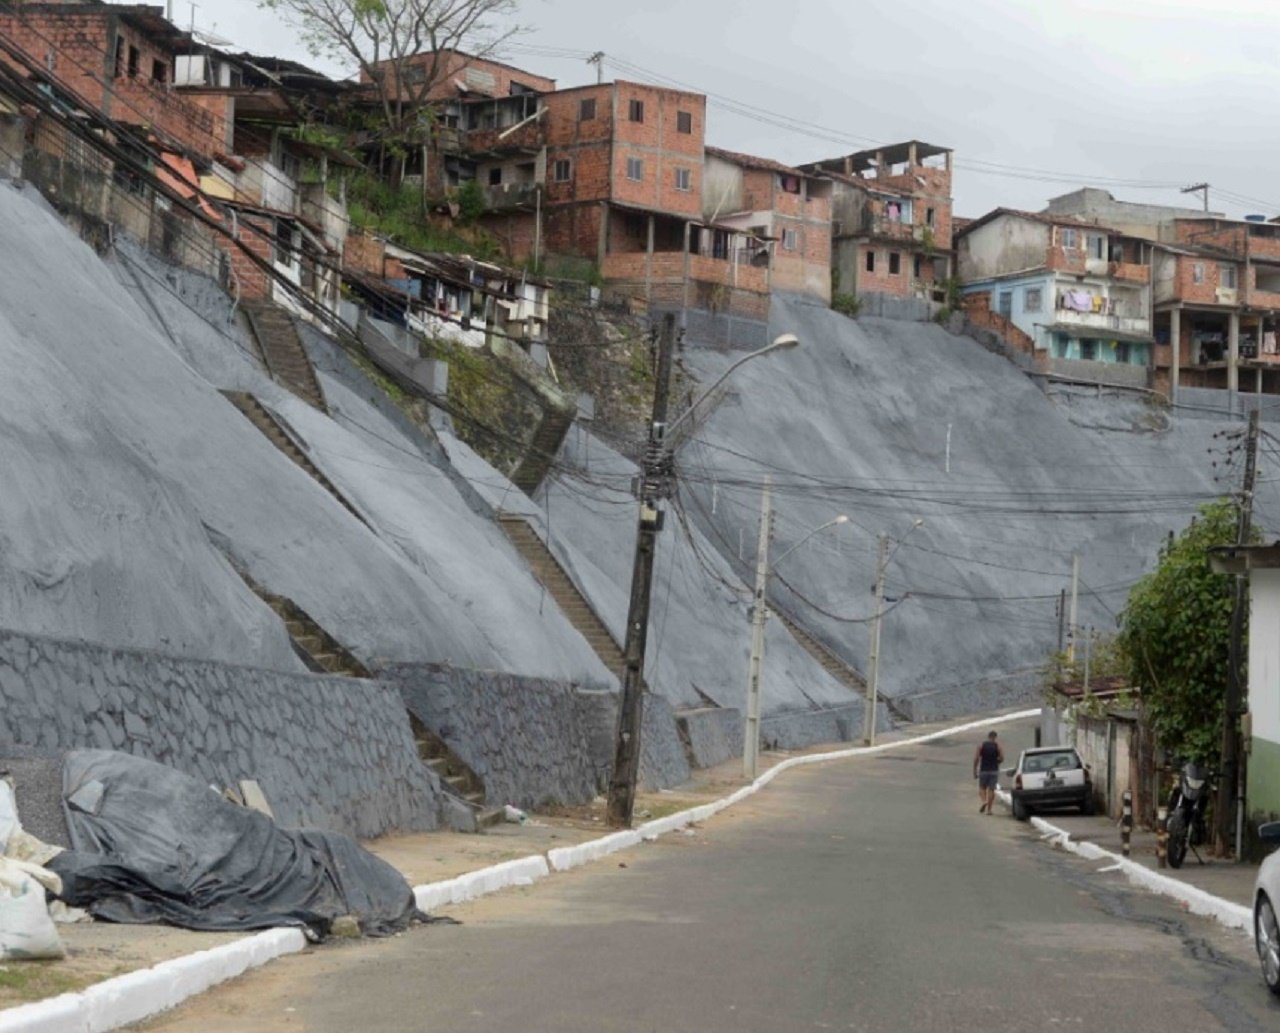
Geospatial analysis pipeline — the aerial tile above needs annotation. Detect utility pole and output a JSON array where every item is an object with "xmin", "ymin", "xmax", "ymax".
[
  {"xmin": 1067, "ymin": 554, "xmax": 1080, "ymax": 664},
  {"xmin": 1182, "ymin": 182, "xmax": 1210, "ymax": 213},
  {"xmin": 606, "ymin": 314, "xmax": 676, "ymax": 828},
  {"xmin": 743, "ymin": 477, "xmax": 773, "ymax": 779},
  {"xmin": 863, "ymin": 533, "xmax": 889, "ymax": 746},
  {"xmin": 1056, "ymin": 589, "xmax": 1066, "ymax": 655},
  {"xmin": 587, "ymin": 51, "xmax": 605, "ymax": 84},
  {"xmin": 1082, "ymin": 626, "xmax": 1092, "ymax": 697},
  {"xmin": 1217, "ymin": 409, "xmax": 1259, "ymax": 857}
]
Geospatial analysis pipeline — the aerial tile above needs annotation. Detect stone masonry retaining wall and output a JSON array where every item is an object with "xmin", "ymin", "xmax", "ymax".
[
  {"xmin": 0, "ymin": 628, "xmax": 442, "ymax": 839},
  {"xmin": 388, "ymin": 664, "xmax": 692, "ymax": 809}
]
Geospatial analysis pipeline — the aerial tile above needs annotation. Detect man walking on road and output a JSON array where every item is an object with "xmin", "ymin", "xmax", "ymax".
[{"xmin": 974, "ymin": 730, "xmax": 1003, "ymax": 814}]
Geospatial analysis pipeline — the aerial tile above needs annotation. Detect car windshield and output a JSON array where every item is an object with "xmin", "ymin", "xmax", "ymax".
[{"xmin": 1023, "ymin": 751, "xmax": 1079, "ymax": 773}]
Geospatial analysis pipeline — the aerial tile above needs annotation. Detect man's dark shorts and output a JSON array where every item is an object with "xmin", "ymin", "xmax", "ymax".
[{"xmin": 978, "ymin": 771, "xmax": 999, "ymax": 790}]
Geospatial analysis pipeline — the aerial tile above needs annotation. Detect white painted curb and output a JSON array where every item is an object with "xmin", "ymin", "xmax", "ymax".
[
  {"xmin": 0, "ymin": 927, "xmax": 307, "ymax": 1033},
  {"xmin": 994, "ymin": 789, "xmax": 1253, "ymax": 935},
  {"xmin": 412, "ymin": 854, "xmax": 549, "ymax": 911},
  {"xmin": 0, "ymin": 708, "xmax": 1042, "ymax": 1032}
]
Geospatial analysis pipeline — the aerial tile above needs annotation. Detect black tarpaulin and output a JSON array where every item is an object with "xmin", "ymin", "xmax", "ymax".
[{"xmin": 47, "ymin": 750, "xmax": 421, "ymax": 938}]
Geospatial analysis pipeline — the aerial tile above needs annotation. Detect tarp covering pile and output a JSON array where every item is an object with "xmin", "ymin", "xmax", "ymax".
[{"xmin": 47, "ymin": 751, "xmax": 419, "ymax": 938}]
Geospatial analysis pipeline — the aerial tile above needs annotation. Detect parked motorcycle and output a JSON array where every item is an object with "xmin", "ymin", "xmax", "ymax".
[{"xmin": 1166, "ymin": 761, "xmax": 1214, "ymax": 869}]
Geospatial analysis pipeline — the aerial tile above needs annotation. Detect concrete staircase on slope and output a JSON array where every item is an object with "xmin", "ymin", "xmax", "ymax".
[
  {"xmin": 772, "ymin": 607, "xmax": 910, "ymax": 724},
  {"xmin": 509, "ymin": 407, "xmax": 575, "ymax": 497},
  {"xmin": 241, "ymin": 299, "xmax": 328, "ymax": 412},
  {"xmin": 222, "ymin": 391, "xmax": 368, "ymax": 529},
  {"xmin": 249, "ymin": 585, "xmax": 371, "ymax": 678},
  {"xmin": 410, "ymin": 716, "xmax": 503, "ymax": 830},
  {"xmin": 496, "ymin": 513, "xmax": 633, "ymax": 684}
]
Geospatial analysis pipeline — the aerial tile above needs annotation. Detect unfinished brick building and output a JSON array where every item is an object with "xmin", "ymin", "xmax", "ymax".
[{"xmin": 802, "ymin": 140, "xmax": 954, "ymax": 305}]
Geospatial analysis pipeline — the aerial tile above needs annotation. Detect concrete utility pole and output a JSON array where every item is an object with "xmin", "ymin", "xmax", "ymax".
[
  {"xmin": 587, "ymin": 51, "xmax": 605, "ymax": 84},
  {"xmin": 743, "ymin": 477, "xmax": 773, "ymax": 779},
  {"xmin": 606, "ymin": 314, "xmax": 676, "ymax": 829},
  {"xmin": 1067, "ymin": 554, "xmax": 1080, "ymax": 664},
  {"xmin": 1217, "ymin": 409, "xmax": 1259, "ymax": 857},
  {"xmin": 863, "ymin": 533, "xmax": 889, "ymax": 746}
]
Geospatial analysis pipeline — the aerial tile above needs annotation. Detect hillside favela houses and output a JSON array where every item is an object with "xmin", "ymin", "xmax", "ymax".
[
  {"xmin": 958, "ymin": 187, "xmax": 1280, "ymax": 406},
  {"xmin": 801, "ymin": 140, "xmax": 955, "ymax": 313}
]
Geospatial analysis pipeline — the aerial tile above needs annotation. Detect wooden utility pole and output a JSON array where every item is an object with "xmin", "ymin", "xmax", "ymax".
[
  {"xmin": 606, "ymin": 314, "xmax": 676, "ymax": 828},
  {"xmin": 1217, "ymin": 409, "xmax": 1259, "ymax": 856}
]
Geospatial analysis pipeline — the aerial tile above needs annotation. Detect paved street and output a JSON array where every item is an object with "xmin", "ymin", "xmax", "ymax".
[{"xmin": 140, "ymin": 720, "xmax": 1279, "ymax": 1032}]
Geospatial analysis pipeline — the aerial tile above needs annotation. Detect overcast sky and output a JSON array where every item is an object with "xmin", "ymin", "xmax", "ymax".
[{"xmin": 182, "ymin": 0, "xmax": 1280, "ymax": 219}]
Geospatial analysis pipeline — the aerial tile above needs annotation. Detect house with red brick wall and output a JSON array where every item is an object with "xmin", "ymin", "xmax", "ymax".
[
  {"xmin": 1151, "ymin": 216, "xmax": 1280, "ymax": 398},
  {"xmin": 956, "ymin": 208, "xmax": 1154, "ymax": 387},
  {"xmin": 801, "ymin": 141, "xmax": 953, "ymax": 303},
  {"xmin": 702, "ymin": 146, "xmax": 832, "ymax": 303},
  {"xmin": 0, "ymin": 2, "xmax": 230, "ymax": 159}
]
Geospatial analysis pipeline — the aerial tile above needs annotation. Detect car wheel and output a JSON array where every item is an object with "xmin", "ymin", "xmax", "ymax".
[
  {"xmin": 1258, "ymin": 893, "xmax": 1280, "ymax": 996},
  {"xmin": 1012, "ymin": 796, "xmax": 1029, "ymax": 822}
]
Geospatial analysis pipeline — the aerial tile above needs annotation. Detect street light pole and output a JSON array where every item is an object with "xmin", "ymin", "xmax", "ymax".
[
  {"xmin": 606, "ymin": 326, "xmax": 801, "ymax": 827},
  {"xmin": 863, "ymin": 519, "xmax": 923, "ymax": 746},
  {"xmin": 744, "ymin": 477, "xmax": 773, "ymax": 779}
]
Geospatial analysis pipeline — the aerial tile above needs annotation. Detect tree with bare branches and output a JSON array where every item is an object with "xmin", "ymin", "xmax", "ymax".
[{"xmin": 261, "ymin": 0, "xmax": 521, "ymax": 183}]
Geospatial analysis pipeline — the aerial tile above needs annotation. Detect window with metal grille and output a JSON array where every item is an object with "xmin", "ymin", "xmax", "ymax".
[
  {"xmin": 677, "ymin": 110, "xmax": 692, "ymax": 134},
  {"xmin": 629, "ymin": 99, "xmax": 644, "ymax": 122}
]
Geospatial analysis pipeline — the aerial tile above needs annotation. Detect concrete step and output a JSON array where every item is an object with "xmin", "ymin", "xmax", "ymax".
[{"xmin": 475, "ymin": 807, "xmax": 504, "ymax": 830}]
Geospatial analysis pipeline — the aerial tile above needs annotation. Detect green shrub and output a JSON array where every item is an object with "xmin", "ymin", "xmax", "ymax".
[{"xmin": 832, "ymin": 291, "xmax": 861, "ymax": 318}]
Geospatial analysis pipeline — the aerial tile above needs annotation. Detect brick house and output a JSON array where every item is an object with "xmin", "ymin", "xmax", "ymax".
[
  {"xmin": 801, "ymin": 140, "xmax": 954, "ymax": 303},
  {"xmin": 702, "ymin": 146, "xmax": 832, "ymax": 303},
  {"xmin": 956, "ymin": 209, "xmax": 1154, "ymax": 385},
  {"xmin": 0, "ymin": 2, "xmax": 229, "ymax": 159},
  {"xmin": 1153, "ymin": 217, "xmax": 1280, "ymax": 398}
]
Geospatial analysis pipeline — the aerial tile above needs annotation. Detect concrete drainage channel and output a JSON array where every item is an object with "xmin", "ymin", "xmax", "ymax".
[
  {"xmin": 2, "ymin": 710, "xmax": 1049, "ymax": 1033},
  {"xmin": 993, "ymin": 787, "xmax": 1252, "ymax": 935}
]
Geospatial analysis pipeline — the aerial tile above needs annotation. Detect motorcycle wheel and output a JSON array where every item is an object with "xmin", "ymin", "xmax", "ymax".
[{"xmin": 1167, "ymin": 811, "xmax": 1187, "ymax": 868}]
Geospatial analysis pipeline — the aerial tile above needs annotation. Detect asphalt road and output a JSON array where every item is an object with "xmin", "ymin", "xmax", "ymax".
[{"xmin": 139, "ymin": 720, "xmax": 1280, "ymax": 1032}]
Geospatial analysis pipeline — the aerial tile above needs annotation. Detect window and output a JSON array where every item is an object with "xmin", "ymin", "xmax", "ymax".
[
  {"xmin": 998, "ymin": 291, "xmax": 1013, "ymax": 317},
  {"xmin": 1060, "ymin": 227, "xmax": 1077, "ymax": 249},
  {"xmin": 677, "ymin": 110, "xmax": 692, "ymax": 134},
  {"xmin": 674, "ymin": 167, "xmax": 691, "ymax": 192},
  {"xmin": 626, "ymin": 157, "xmax": 644, "ymax": 181},
  {"xmin": 127, "ymin": 45, "xmax": 140, "ymax": 78},
  {"xmin": 913, "ymin": 254, "xmax": 923, "ymax": 279},
  {"xmin": 1116, "ymin": 341, "xmax": 1132, "ymax": 364},
  {"xmin": 1087, "ymin": 234, "xmax": 1106, "ymax": 260},
  {"xmin": 553, "ymin": 158, "xmax": 572, "ymax": 183},
  {"xmin": 782, "ymin": 228, "xmax": 798, "ymax": 251},
  {"xmin": 488, "ymin": 167, "xmax": 502, "ymax": 186},
  {"xmin": 628, "ymin": 98, "xmax": 644, "ymax": 123},
  {"xmin": 624, "ymin": 214, "xmax": 644, "ymax": 238},
  {"xmin": 712, "ymin": 230, "xmax": 730, "ymax": 260},
  {"xmin": 112, "ymin": 36, "xmax": 124, "ymax": 79},
  {"xmin": 1080, "ymin": 339, "xmax": 1098, "ymax": 361},
  {"xmin": 1193, "ymin": 262, "xmax": 1205, "ymax": 284},
  {"xmin": 1220, "ymin": 264, "xmax": 1238, "ymax": 289},
  {"xmin": 779, "ymin": 175, "xmax": 801, "ymax": 194},
  {"xmin": 579, "ymin": 98, "xmax": 596, "ymax": 121},
  {"xmin": 151, "ymin": 59, "xmax": 167, "ymax": 83},
  {"xmin": 926, "ymin": 207, "xmax": 935, "ymax": 227},
  {"xmin": 1025, "ymin": 286, "xmax": 1042, "ymax": 312},
  {"xmin": 865, "ymin": 250, "xmax": 876, "ymax": 273},
  {"xmin": 889, "ymin": 252, "xmax": 901, "ymax": 275}
]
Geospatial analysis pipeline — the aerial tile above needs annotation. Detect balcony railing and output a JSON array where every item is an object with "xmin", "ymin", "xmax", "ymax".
[
  {"xmin": 482, "ymin": 181, "xmax": 541, "ymax": 211},
  {"xmin": 1108, "ymin": 261, "xmax": 1150, "ymax": 284},
  {"xmin": 1054, "ymin": 309, "xmax": 1151, "ymax": 336},
  {"xmin": 862, "ymin": 212, "xmax": 920, "ymax": 241}
]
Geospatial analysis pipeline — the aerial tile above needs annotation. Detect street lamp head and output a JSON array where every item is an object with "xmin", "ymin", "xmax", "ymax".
[
  {"xmin": 912, "ymin": 518, "xmax": 924, "ymax": 528},
  {"xmin": 835, "ymin": 515, "xmax": 849, "ymax": 524},
  {"xmin": 770, "ymin": 332, "xmax": 800, "ymax": 350}
]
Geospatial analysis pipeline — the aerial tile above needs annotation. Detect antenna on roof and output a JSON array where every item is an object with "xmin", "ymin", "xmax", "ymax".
[
  {"xmin": 586, "ymin": 51, "xmax": 604, "ymax": 85},
  {"xmin": 1182, "ymin": 182, "xmax": 1210, "ymax": 213}
]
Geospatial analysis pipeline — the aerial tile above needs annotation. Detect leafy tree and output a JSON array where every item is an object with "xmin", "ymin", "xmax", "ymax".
[
  {"xmin": 262, "ymin": 0, "xmax": 521, "ymax": 182},
  {"xmin": 1116, "ymin": 500, "xmax": 1244, "ymax": 764}
]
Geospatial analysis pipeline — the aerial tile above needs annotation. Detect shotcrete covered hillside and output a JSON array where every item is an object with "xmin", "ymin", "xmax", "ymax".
[{"xmin": 678, "ymin": 293, "xmax": 1280, "ymax": 717}]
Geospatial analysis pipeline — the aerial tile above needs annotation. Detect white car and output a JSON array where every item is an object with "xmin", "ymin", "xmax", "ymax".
[
  {"xmin": 1255, "ymin": 821, "xmax": 1280, "ymax": 996},
  {"xmin": 1005, "ymin": 746, "xmax": 1094, "ymax": 821}
]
